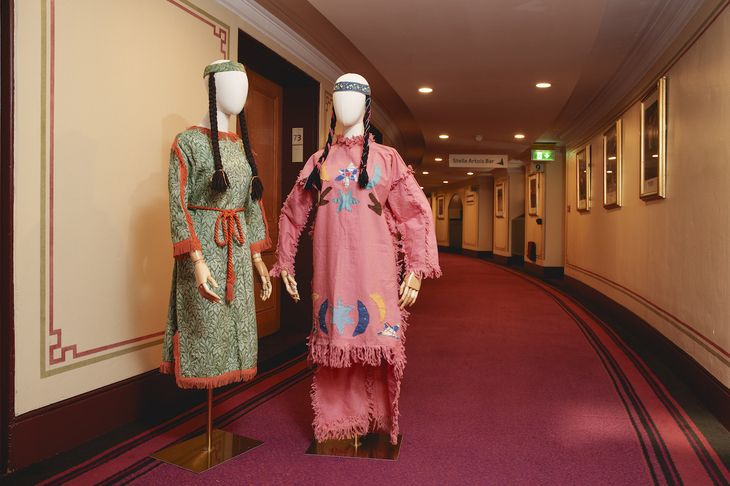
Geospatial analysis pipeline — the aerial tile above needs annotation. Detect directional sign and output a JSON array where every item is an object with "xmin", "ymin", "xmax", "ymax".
[{"xmin": 449, "ymin": 154, "xmax": 508, "ymax": 169}]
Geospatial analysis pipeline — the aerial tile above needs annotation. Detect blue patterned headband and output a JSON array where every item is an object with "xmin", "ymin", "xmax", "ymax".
[{"xmin": 334, "ymin": 81, "xmax": 371, "ymax": 96}]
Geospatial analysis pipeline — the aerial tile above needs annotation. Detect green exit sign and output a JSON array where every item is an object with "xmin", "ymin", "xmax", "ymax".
[{"xmin": 532, "ymin": 150, "xmax": 554, "ymax": 161}]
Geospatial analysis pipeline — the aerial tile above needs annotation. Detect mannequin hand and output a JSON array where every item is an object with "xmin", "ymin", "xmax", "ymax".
[
  {"xmin": 398, "ymin": 271, "xmax": 421, "ymax": 309},
  {"xmin": 252, "ymin": 253, "xmax": 272, "ymax": 301},
  {"xmin": 191, "ymin": 251, "xmax": 221, "ymax": 304},
  {"xmin": 280, "ymin": 269, "xmax": 300, "ymax": 302}
]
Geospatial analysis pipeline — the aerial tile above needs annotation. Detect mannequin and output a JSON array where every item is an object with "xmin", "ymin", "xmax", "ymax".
[
  {"xmin": 161, "ymin": 60, "xmax": 272, "ymax": 389},
  {"xmin": 271, "ymin": 73, "xmax": 440, "ymax": 445}
]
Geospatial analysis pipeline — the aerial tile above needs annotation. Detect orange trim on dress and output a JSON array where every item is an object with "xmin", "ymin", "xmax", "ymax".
[
  {"xmin": 161, "ymin": 332, "xmax": 257, "ymax": 389},
  {"xmin": 172, "ymin": 139, "xmax": 201, "ymax": 260},
  {"xmin": 250, "ymin": 200, "xmax": 273, "ymax": 254}
]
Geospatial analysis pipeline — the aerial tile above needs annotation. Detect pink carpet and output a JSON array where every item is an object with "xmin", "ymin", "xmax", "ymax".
[{"xmin": 41, "ymin": 253, "xmax": 730, "ymax": 485}]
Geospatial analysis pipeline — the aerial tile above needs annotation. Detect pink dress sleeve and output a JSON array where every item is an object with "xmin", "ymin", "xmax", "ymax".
[
  {"xmin": 385, "ymin": 150, "xmax": 441, "ymax": 280},
  {"xmin": 269, "ymin": 155, "xmax": 317, "ymax": 278}
]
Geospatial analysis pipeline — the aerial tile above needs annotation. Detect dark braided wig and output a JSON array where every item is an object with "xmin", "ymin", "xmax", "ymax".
[
  {"xmin": 207, "ymin": 73, "xmax": 230, "ymax": 192},
  {"xmin": 237, "ymin": 109, "xmax": 264, "ymax": 201},
  {"xmin": 357, "ymin": 94, "xmax": 371, "ymax": 188},
  {"xmin": 304, "ymin": 106, "xmax": 338, "ymax": 192}
]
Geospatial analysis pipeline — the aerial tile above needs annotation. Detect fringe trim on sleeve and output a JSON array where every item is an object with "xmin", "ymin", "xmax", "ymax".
[
  {"xmin": 390, "ymin": 168, "xmax": 442, "ymax": 281},
  {"xmin": 270, "ymin": 180, "xmax": 315, "ymax": 278},
  {"xmin": 250, "ymin": 200, "xmax": 272, "ymax": 254},
  {"xmin": 166, "ymin": 331, "xmax": 257, "ymax": 389},
  {"xmin": 173, "ymin": 238, "xmax": 202, "ymax": 261},
  {"xmin": 173, "ymin": 142, "xmax": 200, "ymax": 259}
]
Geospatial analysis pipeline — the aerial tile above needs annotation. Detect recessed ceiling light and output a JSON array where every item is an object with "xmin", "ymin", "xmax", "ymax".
[
  {"xmin": 515, "ymin": 134, "xmax": 525, "ymax": 139},
  {"xmin": 608, "ymin": 156, "xmax": 617, "ymax": 160},
  {"xmin": 607, "ymin": 171, "xmax": 613, "ymax": 174},
  {"xmin": 536, "ymin": 83, "xmax": 552, "ymax": 88},
  {"xmin": 652, "ymin": 154, "xmax": 658, "ymax": 157},
  {"xmin": 467, "ymin": 172, "xmax": 474, "ymax": 175},
  {"xmin": 435, "ymin": 158, "xmax": 443, "ymax": 161},
  {"xmin": 439, "ymin": 134, "xmax": 449, "ymax": 139},
  {"xmin": 443, "ymin": 180, "xmax": 449, "ymax": 184},
  {"xmin": 419, "ymin": 87, "xmax": 433, "ymax": 93},
  {"xmin": 423, "ymin": 171, "xmax": 429, "ymax": 175},
  {"xmin": 420, "ymin": 186, "xmax": 424, "ymax": 189}
]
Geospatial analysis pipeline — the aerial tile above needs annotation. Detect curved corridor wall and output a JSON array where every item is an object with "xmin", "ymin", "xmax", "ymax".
[{"xmin": 565, "ymin": 5, "xmax": 730, "ymax": 388}]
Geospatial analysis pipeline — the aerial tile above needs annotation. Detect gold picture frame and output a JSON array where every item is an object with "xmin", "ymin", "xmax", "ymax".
[
  {"xmin": 437, "ymin": 195, "xmax": 445, "ymax": 219},
  {"xmin": 603, "ymin": 120, "xmax": 622, "ymax": 208},
  {"xmin": 528, "ymin": 174, "xmax": 538, "ymax": 216},
  {"xmin": 640, "ymin": 77, "xmax": 666, "ymax": 200},
  {"xmin": 495, "ymin": 182, "xmax": 505, "ymax": 218},
  {"xmin": 576, "ymin": 145, "xmax": 591, "ymax": 212}
]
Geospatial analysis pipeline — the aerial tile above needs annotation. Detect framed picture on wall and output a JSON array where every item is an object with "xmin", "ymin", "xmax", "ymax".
[
  {"xmin": 495, "ymin": 182, "xmax": 505, "ymax": 218},
  {"xmin": 437, "ymin": 195, "xmax": 445, "ymax": 219},
  {"xmin": 576, "ymin": 145, "xmax": 591, "ymax": 212},
  {"xmin": 603, "ymin": 120, "xmax": 622, "ymax": 208},
  {"xmin": 528, "ymin": 174, "xmax": 538, "ymax": 215},
  {"xmin": 640, "ymin": 77, "xmax": 667, "ymax": 200}
]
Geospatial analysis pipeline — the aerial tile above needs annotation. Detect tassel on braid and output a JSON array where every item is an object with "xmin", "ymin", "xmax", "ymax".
[
  {"xmin": 208, "ymin": 73, "xmax": 230, "ymax": 192},
  {"xmin": 305, "ymin": 106, "xmax": 337, "ymax": 192},
  {"xmin": 357, "ymin": 94, "xmax": 371, "ymax": 188},
  {"xmin": 237, "ymin": 109, "xmax": 264, "ymax": 201}
]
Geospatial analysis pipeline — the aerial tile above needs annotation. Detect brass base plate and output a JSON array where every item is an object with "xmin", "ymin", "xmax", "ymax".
[
  {"xmin": 305, "ymin": 433, "xmax": 402, "ymax": 460},
  {"xmin": 150, "ymin": 429, "xmax": 263, "ymax": 474}
]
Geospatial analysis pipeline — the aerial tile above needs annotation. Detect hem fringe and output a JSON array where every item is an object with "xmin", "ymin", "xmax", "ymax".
[{"xmin": 168, "ymin": 332, "xmax": 257, "ymax": 389}]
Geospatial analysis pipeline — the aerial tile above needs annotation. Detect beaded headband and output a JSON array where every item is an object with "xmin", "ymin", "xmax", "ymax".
[
  {"xmin": 203, "ymin": 61, "xmax": 246, "ymax": 78},
  {"xmin": 333, "ymin": 81, "xmax": 371, "ymax": 96}
]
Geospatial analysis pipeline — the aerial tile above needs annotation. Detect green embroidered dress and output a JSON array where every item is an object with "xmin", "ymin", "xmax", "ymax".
[{"xmin": 161, "ymin": 127, "xmax": 270, "ymax": 389}]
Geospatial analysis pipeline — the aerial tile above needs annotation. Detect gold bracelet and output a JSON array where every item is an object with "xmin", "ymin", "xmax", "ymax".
[{"xmin": 193, "ymin": 258, "xmax": 205, "ymax": 265}]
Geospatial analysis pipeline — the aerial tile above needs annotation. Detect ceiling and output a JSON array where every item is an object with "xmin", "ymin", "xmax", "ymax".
[{"xmin": 248, "ymin": 0, "xmax": 708, "ymax": 191}]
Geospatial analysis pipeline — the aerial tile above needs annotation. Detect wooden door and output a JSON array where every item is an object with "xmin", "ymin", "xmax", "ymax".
[{"xmin": 243, "ymin": 69, "xmax": 282, "ymax": 338}]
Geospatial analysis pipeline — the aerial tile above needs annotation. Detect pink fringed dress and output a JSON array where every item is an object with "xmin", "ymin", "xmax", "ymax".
[{"xmin": 271, "ymin": 134, "xmax": 440, "ymax": 444}]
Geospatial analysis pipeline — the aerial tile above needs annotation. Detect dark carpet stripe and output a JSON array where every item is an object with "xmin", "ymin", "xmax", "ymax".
[
  {"xmin": 96, "ymin": 366, "xmax": 313, "ymax": 485},
  {"xmin": 44, "ymin": 354, "xmax": 309, "ymax": 486},
  {"xmin": 465, "ymin": 258, "xmax": 723, "ymax": 486}
]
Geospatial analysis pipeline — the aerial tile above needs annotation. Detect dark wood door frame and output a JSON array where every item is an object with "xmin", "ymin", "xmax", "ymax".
[
  {"xmin": 1, "ymin": 0, "xmax": 16, "ymax": 474},
  {"xmin": 238, "ymin": 29, "xmax": 319, "ymax": 337}
]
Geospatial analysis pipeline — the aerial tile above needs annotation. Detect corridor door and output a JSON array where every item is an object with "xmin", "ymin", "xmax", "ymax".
[{"xmin": 244, "ymin": 69, "xmax": 282, "ymax": 338}]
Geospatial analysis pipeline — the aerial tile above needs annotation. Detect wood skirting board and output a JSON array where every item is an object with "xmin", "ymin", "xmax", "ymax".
[
  {"xmin": 565, "ymin": 275, "xmax": 730, "ymax": 432},
  {"xmin": 525, "ymin": 261, "xmax": 564, "ymax": 280},
  {"xmin": 461, "ymin": 249, "xmax": 493, "ymax": 259},
  {"xmin": 8, "ymin": 370, "xmax": 195, "ymax": 471}
]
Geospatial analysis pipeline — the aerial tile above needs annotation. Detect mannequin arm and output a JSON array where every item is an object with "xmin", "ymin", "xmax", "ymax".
[
  {"xmin": 252, "ymin": 253, "xmax": 272, "ymax": 301},
  {"xmin": 398, "ymin": 271, "xmax": 421, "ymax": 309},
  {"xmin": 280, "ymin": 269, "xmax": 300, "ymax": 302},
  {"xmin": 190, "ymin": 250, "xmax": 222, "ymax": 304}
]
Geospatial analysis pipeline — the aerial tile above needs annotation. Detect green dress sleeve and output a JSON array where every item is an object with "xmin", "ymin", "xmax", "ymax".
[{"xmin": 168, "ymin": 136, "xmax": 202, "ymax": 260}]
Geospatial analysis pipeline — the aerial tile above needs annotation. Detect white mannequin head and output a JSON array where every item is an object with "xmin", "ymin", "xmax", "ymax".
[
  {"xmin": 333, "ymin": 73, "xmax": 369, "ymax": 138},
  {"xmin": 199, "ymin": 60, "xmax": 249, "ymax": 132}
]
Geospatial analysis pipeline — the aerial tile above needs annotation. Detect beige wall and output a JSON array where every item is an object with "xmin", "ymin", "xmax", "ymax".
[
  {"xmin": 565, "ymin": 6, "xmax": 730, "ymax": 387},
  {"xmin": 434, "ymin": 176, "xmax": 493, "ymax": 252},
  {"xmin": 524, "ymin": 151, "xmax": 565, "ymax": 267},
  {"xmin": 493, "ymin": 167, "xmax": 525, "ymax": 257},
  {"xmin": 14, "ymin": 0, "xmax": 330, "ymax": 415}
]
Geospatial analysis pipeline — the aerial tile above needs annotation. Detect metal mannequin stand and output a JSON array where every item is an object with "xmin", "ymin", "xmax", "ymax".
[
  {"xmin": 305, "ymin": 433, "xmax": 402, "ymax": 461},
  {"xmin": 150, "ymin": 388, "xmax": 264, "ymax": 473}
]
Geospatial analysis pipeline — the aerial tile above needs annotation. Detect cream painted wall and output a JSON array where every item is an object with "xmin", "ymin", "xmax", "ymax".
[
  {"xmin": 14, "ymin": 0, "xmax": 329, "ymax": 415},
  {"xmin": 524, "ymin": 150, "xmax": 565, "ymax": 267},
  {"xmin": 565, "ymin": 6, "xmax": 730, "ymax": 387},
  {"xmin": 493, "ymin": 166, "xmax": 525, "ymax": 257},
  {"xmin": 434, "ymin": 176, "xmax": 493, "ymax": 251}
]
